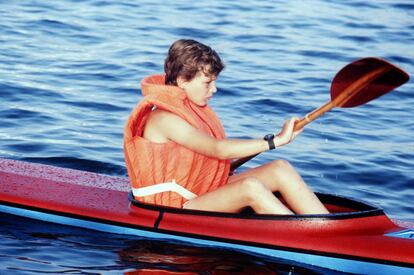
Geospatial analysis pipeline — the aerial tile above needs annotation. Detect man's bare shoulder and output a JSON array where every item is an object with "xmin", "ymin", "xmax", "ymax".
[
  {"xmin": 144, "ymin": 108, "xmax": 191, "ymax": 142},
  {"xmin": 145, "ymin": 107, "xmax": 220, "ymax": 156},
  {"xmin": 143, "ymin": 109, "xmax": 172, "ymax": 142}
]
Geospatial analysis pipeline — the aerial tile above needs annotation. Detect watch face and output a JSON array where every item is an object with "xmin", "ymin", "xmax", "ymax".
[{"xmin": 264, "ymin": 134, "xmax": 274, "ymax": 141}]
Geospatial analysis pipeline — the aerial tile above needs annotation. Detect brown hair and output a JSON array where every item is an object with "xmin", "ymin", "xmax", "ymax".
[{"xmin": 164, "ymin": 39, "xmax": 224, "ymax": 85}]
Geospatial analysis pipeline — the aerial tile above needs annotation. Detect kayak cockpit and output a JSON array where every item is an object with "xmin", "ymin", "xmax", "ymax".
[{"xmin": 129, "ymin": 192, "xmax": 384, "ymax": 220}]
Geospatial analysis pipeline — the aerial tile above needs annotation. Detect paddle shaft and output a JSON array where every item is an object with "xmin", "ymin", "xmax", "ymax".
[{"xmin": 230, "ymin": 65, "xmax": 390, "ymax": 172}]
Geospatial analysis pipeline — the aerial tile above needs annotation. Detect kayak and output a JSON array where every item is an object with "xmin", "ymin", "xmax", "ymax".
[{"xmin": 0, "ymin": 158, "xmax": 413, "ymax": 274}]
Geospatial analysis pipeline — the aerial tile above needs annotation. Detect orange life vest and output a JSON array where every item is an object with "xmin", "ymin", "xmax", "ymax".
[{"xmin": 124, "ymin": 74, "xmax": 230, "ymax": 208}]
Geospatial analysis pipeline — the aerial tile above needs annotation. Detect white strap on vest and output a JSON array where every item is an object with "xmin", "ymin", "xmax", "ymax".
[{"xmin": 132, "ymin": 179, "xmax": 198, "ymax": 200}]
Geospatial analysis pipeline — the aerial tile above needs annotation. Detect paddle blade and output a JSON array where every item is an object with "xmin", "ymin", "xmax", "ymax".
[{"xmin": 330, "ymin": 57, "xmax": 409, "ymax": 108}]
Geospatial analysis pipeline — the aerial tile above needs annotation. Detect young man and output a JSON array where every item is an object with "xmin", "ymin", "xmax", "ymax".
[{"xmin": 124, "ymin": 39, "xmax": 328, "ymax": 215}]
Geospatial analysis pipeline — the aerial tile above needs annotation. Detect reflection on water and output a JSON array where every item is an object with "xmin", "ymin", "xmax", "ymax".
[{"xmin": 119, "ymin": 239, "xmax": 343, "ymax": 275}]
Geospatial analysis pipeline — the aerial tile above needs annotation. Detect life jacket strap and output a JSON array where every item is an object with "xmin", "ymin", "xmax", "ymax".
[{"xmin": 132, "ymin": 180, "xmax": 197, "ymax": 201}]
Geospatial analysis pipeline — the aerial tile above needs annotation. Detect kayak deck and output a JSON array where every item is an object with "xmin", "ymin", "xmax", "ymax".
[{"xmin": 0, "ymin": 158, "xmax": 413, "ymax": 274}]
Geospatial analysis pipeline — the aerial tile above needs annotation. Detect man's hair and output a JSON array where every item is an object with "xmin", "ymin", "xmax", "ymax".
[{"xmin": 164, "ymin": 39, "xmax": 224, "ymax": 85}]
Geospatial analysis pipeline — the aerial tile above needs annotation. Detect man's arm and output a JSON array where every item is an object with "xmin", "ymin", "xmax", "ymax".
[{"xmin": 144, "ymin": 110, "xmax": 299, "ymax": 160}]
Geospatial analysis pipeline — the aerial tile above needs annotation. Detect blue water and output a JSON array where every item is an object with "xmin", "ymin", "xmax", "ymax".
[{"xmin": 0, "ymin": 0, "xmax": 413, "ymax": 273}]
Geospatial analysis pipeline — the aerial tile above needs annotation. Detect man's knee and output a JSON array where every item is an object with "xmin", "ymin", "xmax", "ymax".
[{"xmin": 239, "ymin": 177, "xmax": 268, "ymax": 201}]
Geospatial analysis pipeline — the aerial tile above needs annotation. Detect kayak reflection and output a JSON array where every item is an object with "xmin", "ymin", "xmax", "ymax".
[{"xmin": 119, "ymin": 240, "xmax": 344, "ymax": 275}]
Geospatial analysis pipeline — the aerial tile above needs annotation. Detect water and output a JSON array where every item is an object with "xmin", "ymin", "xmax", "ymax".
[{"xmin": 0, "ymin": 0, "xmax": 413, "ymax": 273}]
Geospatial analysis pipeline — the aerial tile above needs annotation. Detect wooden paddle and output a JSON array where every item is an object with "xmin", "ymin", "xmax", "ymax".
[{"xmin": 230, "ymin": 57, "xmax": 409, "ymax": 172}]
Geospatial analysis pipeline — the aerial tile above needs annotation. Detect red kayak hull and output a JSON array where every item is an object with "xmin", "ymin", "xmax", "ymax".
[{"xmin": 0, "ymin": 158, "xmax": 413, "ymax": 273}]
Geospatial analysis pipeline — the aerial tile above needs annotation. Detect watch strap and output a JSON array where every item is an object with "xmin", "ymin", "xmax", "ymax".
[{"xmin": 263, "ymin": 134, "xmax": 275, "ymax": 150}]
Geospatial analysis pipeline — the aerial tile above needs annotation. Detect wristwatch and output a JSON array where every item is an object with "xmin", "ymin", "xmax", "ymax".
[{"xmin": 263, "ymin": 134, "xmax": 275, "ymax": 150}]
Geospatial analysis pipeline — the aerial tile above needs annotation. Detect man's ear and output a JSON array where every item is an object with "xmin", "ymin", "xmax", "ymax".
[{"xmin": 177, "ymin": 76, "xmax": 187, "ymax": 89}]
